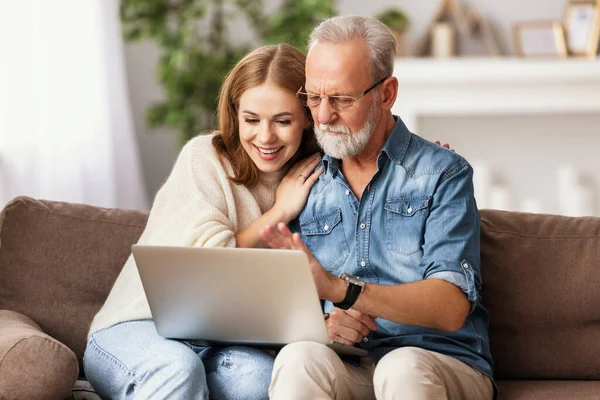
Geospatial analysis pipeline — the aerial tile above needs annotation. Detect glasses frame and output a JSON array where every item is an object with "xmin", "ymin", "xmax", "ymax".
[{"xmin": 296, "ymin": 77, "xmax": 388, "ymax": 111}]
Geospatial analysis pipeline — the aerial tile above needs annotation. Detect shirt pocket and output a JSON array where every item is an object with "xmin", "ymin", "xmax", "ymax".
[
  {"xmin": 299, "ymin": 208, "xmax": 350, "ymax": 273},
  {"xmin": 384, "ymin": 196, "xmax": 431, "ymax": 256}
]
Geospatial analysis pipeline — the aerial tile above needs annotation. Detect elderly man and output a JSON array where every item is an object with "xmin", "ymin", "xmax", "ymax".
[{"xmin": 260, "ymin": 15, "xmax": 494, "ymax": 400}]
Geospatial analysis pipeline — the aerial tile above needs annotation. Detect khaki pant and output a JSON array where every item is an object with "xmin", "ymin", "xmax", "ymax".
[{"xmin": 269, "ymin": 342, "xmax": 492, "ymax": 400}]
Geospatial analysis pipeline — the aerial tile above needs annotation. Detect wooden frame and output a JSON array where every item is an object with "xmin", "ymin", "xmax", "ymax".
[
  {"xmin": 563, "ymin": 0, "xmax": 600, "ymax": 57},
  {"xmin": 513, "ymin": 21, "xmax": 568, "ymax": 58}
]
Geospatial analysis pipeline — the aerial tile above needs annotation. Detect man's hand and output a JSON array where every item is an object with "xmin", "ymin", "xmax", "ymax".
[
  {"xmin": 327, "ymin": 308, "xmax": 378, "ymax": 345},
  {"xmin": 260, "ymin": 222, "xmax": 336, "ymax": 299}
]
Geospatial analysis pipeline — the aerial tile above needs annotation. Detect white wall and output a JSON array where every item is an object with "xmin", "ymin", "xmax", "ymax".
[
  {"xmin": 420, "ymin": 113, "xmax": 600, "ymax": 215},
  {"xmin": 124, "ymin": 41, "xmax": 179, "ymax": 205},
  {"xmin": 125, "ymin": 0, "xmax": 571, "ymax": 201}
]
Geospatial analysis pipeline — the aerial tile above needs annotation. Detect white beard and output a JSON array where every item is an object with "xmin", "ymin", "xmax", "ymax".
[{"xmin": 314, "ymin": 102, "xmax": 380, "ymax": 159}]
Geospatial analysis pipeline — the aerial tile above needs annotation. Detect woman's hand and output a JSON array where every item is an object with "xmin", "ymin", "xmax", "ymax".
[
  {"xmin": 273, "ymin": 153, "xmax": 323, "ymax": 223},
  {"xmin": 234, "ymin": 153, "xmax": 322, "ymax": 248},
  {"xmin": 435, "ymin": 141, "xmax": 455, "ymax": 152}
]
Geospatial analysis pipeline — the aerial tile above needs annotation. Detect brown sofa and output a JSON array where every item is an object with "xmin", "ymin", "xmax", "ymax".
[{"xmin": 0, "ymin": 196, "xmax": 599, "ymax": 399}]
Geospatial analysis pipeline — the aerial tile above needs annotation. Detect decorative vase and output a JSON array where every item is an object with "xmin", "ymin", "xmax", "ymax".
[
  {"xmin": 392, "ymin": 30, "xmax": 407, "ymax": 57},
  {"xmin": 431, "ymin": 22, "xmax": 455, "ymax": 57}
]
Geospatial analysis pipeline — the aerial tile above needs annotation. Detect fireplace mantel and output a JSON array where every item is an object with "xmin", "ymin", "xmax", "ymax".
[
  {"xmin": 392, "ymin": 58, "xmax": 600, "ymax": 132},
  {"xmin": 391, "ymin": 58, "xmax": 600, "ymax": 216}
]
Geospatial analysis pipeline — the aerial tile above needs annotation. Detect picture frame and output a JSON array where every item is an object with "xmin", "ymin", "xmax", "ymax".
[
  {"xmin": 513, "ymin": 21, "xmax": 568, "ymax": 58},
  {"xmin": 564, "ymin": 0, "xmax": 600, "ymax": 57}
]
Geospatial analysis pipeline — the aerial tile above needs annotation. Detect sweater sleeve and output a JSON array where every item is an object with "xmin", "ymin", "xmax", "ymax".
[{"xmin": 139, "ymin": 137, "xmax": 238, "ymax": 248}]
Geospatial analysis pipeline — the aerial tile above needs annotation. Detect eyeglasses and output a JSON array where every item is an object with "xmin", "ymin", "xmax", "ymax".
[{"xmin": 296, "ymin": 77, "xmax": 388, "ymax": 111}]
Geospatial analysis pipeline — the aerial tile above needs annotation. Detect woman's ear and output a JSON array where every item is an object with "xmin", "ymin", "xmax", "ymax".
[
  {"xmin": 302, "ymin": 107, "xmax": 313, "ymax": 129},
  {"xmin": 305, "ymin": 113, "xmax": 313, "ymax": 129}
]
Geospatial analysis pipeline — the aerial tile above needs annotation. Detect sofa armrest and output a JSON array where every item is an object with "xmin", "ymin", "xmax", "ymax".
[{"xmin": 0, "ymin": 310, "xmax": 79, "ymax": 400}]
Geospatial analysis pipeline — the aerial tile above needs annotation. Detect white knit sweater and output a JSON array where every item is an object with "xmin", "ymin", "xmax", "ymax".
[{"xmin": 88, "ymin": 134, "xmax": 283, "ymax": 337}]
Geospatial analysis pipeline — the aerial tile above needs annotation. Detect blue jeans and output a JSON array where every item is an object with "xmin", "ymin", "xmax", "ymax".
[{"xmin": 83, "ymin": 320, "xmax": 275, "ymax": 400}]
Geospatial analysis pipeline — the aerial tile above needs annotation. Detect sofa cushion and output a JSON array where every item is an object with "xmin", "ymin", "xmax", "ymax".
[
  {"xmin": 61, "ymin": 380, "xmax": 102, "ymax": 400},
  {"xmin": 496, "ymin": 380, "xmax": 600, "ymax": 400},
  {"xmin": 481, "ymin": 210, "xmax": 600, "ymax": 380},
  {"xmin": 0, "ymin": 196, "xmax": 148, "ymax": 373},
  {"xmin": 0, "ymin": 310, "xmax": 78, "ymax": 400}
]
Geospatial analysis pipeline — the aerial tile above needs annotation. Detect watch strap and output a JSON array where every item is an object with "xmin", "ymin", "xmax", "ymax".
[{"xmin": 333, "ymin": 281, "xmax": 363, "ymax": 310}]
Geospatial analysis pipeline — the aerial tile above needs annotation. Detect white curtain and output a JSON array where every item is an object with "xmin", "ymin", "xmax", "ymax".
[{"xmin": 0, "ymin": 0, "xmax": 148, "ymax": 210}]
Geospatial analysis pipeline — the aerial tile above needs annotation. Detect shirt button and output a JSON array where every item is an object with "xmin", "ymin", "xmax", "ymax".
[
  {"xmin": 407, "ymin": 207, "xmax": 413, "ymax": 214},
  {"xmin": 360, "ymin": 259, "xmax": 366, "ymax": 267},
  {"xmin": 363, "ymin": 337, "xmax": 369, "ymax": 343},
  {"xmin": 345, "ymin": 190, "xmax": 350, "ymax": 196},
  {"xmin": 462, "ymin": 262, "xmax": 469, "ymax": 269},
  {"xmin": 360, "ymin": 222, "xmax": 366, "ymax": 229},
  {"xmin": 324, "ymin": 225, "xmax": 329, "ymax": 231}
]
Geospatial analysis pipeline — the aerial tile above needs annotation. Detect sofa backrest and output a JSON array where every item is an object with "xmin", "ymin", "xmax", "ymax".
[
  {"xmin": 480, "ymin": 209, "xmax": 600, "ymax": 380},
  {"xmin": 1, "ymin": 198, "xmax": 599, "ymax": 381},
  {"xmin": 0, "ymin": 196, "xmax": 148, "ymax": 373}
]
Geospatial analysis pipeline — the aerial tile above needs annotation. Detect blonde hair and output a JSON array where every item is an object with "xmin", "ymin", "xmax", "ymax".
[{"xmin": 212, "ymin": 44, "xmax": 318, "ymax": 187}]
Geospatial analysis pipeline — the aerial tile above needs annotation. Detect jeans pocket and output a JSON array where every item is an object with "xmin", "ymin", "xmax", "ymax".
[
  {"xmin": 385, "ymin": 196, "xmax": 430, "ymax": 256},
  {"xmin": 299, "ymin": 208, "xmax": 350, "ymax": 273}
]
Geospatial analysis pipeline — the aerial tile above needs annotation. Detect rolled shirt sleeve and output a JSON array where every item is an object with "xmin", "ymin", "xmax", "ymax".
[{"xmin": 418, "ymin": 162, "xmax": 482, "ymax": 311}]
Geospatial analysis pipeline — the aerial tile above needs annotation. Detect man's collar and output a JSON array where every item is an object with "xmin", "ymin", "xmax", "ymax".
[
  {"xmin": 381, "ymin": 115, "xmax": 411, "ymax": 165},
  {"xmin": 321, "ymin": 154, "xmax": 340, "ymax": 176},
  {"xmin": 321, "ymin": 115, "xmax": 411, "ymax": 174}
]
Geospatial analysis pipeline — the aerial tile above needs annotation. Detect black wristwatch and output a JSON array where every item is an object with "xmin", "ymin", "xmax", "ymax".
[{"xmin": 333, "ymin": 272, "xmax": 365, "ymax": 310}]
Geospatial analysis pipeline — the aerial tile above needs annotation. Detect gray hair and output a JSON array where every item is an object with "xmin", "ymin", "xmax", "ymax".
[{"xmin": 308, "ymin": 15, "xmax": 396, "ymax": 82}]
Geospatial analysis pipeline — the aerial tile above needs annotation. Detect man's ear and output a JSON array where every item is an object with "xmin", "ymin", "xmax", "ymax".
[{"xmin": 380, "ymin": 77, "xmax": 398, "ymax": 111}]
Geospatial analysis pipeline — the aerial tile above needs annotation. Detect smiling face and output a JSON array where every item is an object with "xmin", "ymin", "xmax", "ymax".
[{"xmin": 238, "ymin": 83, "xmax": 309, "ymax": 173}]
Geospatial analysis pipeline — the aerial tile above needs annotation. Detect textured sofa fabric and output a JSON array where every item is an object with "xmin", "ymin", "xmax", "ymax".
[
  {"xmin": 0, "ymin": 196, "xmax": 148, "ymax": 374},
  {"xmin": 0, "ymin": 310, "xmax": 78, "ymax": 400},
  {"xmin": 496, "ymin": 380, "xmax": 600, "ymax": 399},
  {"xmin": 481, "ymin": 210, "xmax": 600, "ymax": 381},
  {"xmin": 1, "ymin": 197, "xmax": 599, "ymax": 399}
]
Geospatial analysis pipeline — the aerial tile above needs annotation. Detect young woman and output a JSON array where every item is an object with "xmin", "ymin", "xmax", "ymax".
[{"xmin": 83, "ymin": 44, "xmax": 322, "ymax": 400}]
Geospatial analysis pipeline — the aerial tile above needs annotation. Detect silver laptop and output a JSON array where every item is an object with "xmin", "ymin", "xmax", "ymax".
[{"xmin": 132, "ymin": 245, "xmax": 368, "ymax": 357}]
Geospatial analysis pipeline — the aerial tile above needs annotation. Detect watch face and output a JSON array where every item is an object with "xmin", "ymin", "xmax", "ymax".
[
  {"xmin": 353, "ymin": 278, "xmax": 366, "ymax": 288},
  {"xmin": 341, "ymin": 272, "xmax": 365, "ymax": 288},
  {"xmin": 333, "ymin": 272, "xmax": 365, "ymax": 310}
]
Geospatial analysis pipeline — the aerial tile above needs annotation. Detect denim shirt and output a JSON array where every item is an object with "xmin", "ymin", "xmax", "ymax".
[{"xmin": 290, "ymin": 117, "xmax": 494, "ymax": 382}]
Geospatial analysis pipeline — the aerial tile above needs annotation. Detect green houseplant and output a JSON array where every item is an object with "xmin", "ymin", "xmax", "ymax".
[
  {"xmin": 375, "ymin": 8, "xmax": 410, "ymax": 57},
  {"xmin": 121, "ymin": 0, "xmax": 336, "ymax": 146}
]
